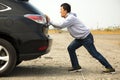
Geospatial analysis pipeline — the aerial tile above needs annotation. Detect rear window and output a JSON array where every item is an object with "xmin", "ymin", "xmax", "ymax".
[
  {"xmin": 0, "ymin": 3, "xmax": 11, "ymax": 12},
  {"xmin": 24, "ymin": 2, "xmax": 45, "ymax": 15}
]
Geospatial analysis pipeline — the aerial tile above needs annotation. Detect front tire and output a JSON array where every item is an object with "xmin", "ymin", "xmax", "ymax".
[{"xmin": 0, "ymin": 38, "xmax": 17, "ymax": 76}]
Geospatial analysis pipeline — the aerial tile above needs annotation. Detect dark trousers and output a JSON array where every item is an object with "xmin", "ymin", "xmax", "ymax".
[{"xmin": 67, "ymin": 33, "xmax": 113, "ymax": 69}]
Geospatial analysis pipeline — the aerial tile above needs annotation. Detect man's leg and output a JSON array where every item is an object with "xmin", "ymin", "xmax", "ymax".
[
  {"xmin": 84, "ymin": 43, "xmax": 113, "ymax": 68},
  {"xmin": 67, "ymin": 39, "xmax": 82, "ymax": 69},
  {"xmin": 83, "ymin": 33, "xmax": 115, "ymax": 73}
]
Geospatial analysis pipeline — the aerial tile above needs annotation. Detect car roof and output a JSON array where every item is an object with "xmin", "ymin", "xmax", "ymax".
[
  {"xmin": 0, "ymin": 0, "xmax": 44, "ymax": 15},
  {"xmin": 16, "ymin": 0, "xmax": 29, "ymax": 2}
]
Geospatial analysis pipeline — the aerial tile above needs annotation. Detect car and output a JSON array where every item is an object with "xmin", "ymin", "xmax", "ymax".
[{"xmin": 0, "ymin": 0, "xmax": 52, "ymax": 76}]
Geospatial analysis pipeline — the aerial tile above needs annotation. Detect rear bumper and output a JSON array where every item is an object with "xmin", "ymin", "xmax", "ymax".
[{"xmin": 19, "ymin": 37, "xmax": 52, "ymax": 60}]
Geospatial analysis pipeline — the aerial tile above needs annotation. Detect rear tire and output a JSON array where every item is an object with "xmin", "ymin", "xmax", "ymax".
[
  {"xmin": 0, "ymin": 38, "xmax": 17, "ymax": 76},
  {"xmin": 16, "ymin": 60, "xmax": 22, "ymax": 66}
]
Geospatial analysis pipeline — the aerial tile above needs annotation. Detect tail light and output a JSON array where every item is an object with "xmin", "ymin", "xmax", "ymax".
[
  {"xmin": 24, "ymin": 14, "xmax": 46, "ymax": 24},
  {"xmin": 38, "ymin": 46, "xmax": 48, "ymax": 51}
]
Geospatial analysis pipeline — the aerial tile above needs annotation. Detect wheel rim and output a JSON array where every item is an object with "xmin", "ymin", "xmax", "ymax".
[{"xmin": 0, "ymin": 45, "xmax": 9, "ymax": 71}]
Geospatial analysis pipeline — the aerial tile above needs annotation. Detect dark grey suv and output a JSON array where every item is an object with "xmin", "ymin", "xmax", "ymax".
[{"xmin": 0, "ymin": 0, "xmax": 52, "ymax": 76}]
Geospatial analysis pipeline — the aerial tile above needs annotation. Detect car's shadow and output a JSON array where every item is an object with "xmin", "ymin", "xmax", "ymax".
[
  {"xmin": 8, "ymin": 62, "xmax": 107, "ymax": 77},
  {"xmin": 9, "ymin": 65, "xmax": 71, "ymax": 77}
]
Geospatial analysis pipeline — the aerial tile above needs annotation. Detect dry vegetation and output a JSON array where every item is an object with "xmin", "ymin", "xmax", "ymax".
[
  {"xmin": 48, "ymin": 28, "xmax": 120, "ymax": 34},
  {"xmin": 91, "ymin": 30, "xmax": 120, "ymax": 34}
]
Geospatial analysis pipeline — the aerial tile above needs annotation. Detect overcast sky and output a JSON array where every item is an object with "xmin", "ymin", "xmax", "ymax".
[{"xmin": 30, "ymin": 0, "xmax": 120, "ymax": 29}]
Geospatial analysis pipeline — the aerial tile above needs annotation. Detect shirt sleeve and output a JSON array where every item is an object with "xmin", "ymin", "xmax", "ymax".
[{"xmin": 50, "ymin": 15, "xmax": 74, "ymax": 29}]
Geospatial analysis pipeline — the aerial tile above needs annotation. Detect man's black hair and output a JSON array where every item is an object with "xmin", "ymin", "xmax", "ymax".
[{"xmin": 61, "ymin": 3, "xmax": 71, "ymax": 13}]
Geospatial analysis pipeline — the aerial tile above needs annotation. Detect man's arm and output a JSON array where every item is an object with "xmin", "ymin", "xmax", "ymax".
[{"xmin": 45, "ymin": 15, "xmax": 73, "ymax": 29}]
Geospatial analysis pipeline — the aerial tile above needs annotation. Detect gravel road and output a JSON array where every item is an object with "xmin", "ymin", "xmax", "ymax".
[{"xmin": 1, "ymin": 32, "xmax": 120, "ymax": 80}]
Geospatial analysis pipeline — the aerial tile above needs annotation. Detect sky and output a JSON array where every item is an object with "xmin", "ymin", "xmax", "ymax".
[{"xmin": 29, "ymin": 0, "xmax": 120, "ymax": 29}]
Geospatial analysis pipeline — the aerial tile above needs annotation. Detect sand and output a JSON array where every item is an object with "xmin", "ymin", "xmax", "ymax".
[{"xmin": 1, "ymin": 32, "xmax": 120, "ymax": 80}]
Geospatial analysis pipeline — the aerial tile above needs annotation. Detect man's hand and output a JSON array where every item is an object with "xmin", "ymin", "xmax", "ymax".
[{"xmin": 45, "ymin": 14, "xmax": 50, "ymax": 23}]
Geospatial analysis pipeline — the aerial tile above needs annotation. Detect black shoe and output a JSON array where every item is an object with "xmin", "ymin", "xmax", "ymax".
[
  {"xmin": 68, "ymin": 67, "xmax": 82, "ymax": 72},
  {"xmin": 102, "ymin": 68, "xmax": 115, "ymax": 74}
]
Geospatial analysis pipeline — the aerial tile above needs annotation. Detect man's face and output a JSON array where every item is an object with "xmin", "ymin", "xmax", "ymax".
[{"xmin": 60, "ymin": 6, "xmax": 67, "ymax": 18}]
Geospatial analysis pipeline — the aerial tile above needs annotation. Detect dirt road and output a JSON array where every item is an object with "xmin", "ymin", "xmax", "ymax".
[{"xmin": 1, "ymin": 32, "xmax": 120, "ymax": 80}]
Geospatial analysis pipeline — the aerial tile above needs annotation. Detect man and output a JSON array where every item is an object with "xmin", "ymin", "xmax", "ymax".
[{"xmin": 46, "ymin": 3, "xmax": 115, "ymax": 73}]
